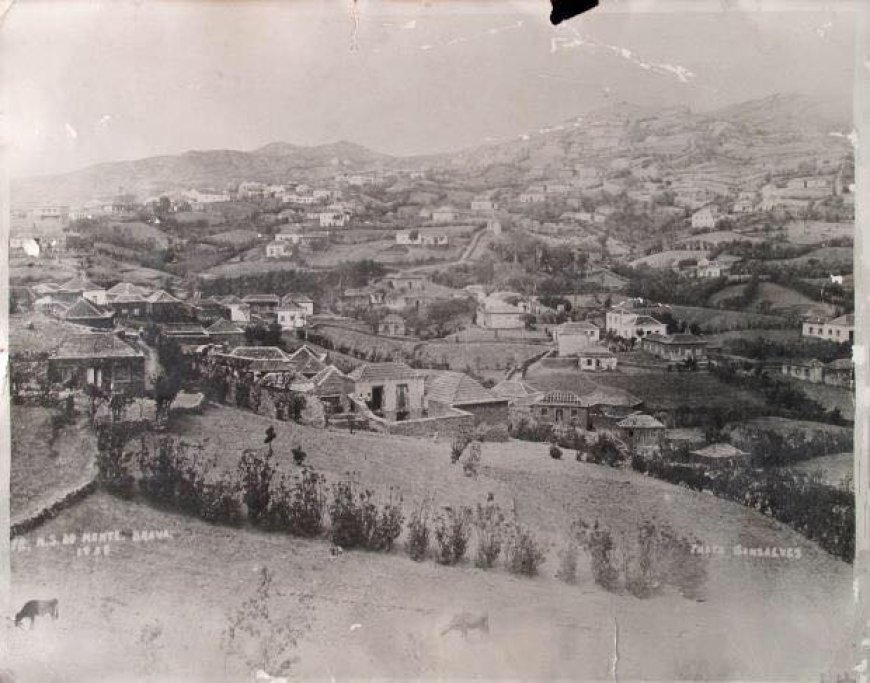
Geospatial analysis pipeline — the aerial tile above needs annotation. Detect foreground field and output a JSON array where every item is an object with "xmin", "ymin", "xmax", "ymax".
[{"xmin": 8, "ymin": 405, "xmax": 855, "ymax": 680}]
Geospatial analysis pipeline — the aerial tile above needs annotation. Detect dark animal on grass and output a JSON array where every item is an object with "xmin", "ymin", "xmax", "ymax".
[
  {"xmin": 14, "ymin": 599, "xmax": 59, "ymax": 628},
  {"xmin": 440, "ymin": 611, "xmax": 489, "ymax": 638}
]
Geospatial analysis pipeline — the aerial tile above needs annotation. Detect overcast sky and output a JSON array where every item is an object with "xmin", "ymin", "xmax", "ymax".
[{"xmin": 0, "ymin": 0, "xmax": 857, "ymax": 179}]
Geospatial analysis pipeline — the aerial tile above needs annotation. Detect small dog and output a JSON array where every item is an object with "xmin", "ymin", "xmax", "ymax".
[
  {"xmin": 440, "ymin": 611, "xmax": 489, "ymax": 638},
  {"xmin": 329, "ymin": 545, "xmax": 344, "ymax": 558}
]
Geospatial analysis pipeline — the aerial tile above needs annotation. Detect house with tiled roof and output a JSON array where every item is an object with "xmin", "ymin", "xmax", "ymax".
[
  {"xmin": 554, "ymin": 321, "xmax": 601, "ymax": 356},
  {"xmin": 147, "ymin": 290, "xmax": 190, "ymax": 322},
  {"xmin": 576, "ymin": 344, "xmax": 617, "ymax": 371},
  {"xmin": 281, "ymin": 293, "xmax": 314, "ymax": 316},
  {"xmin": 616, "ymin": 413, "xmax": 665, "ymax": 454},
  {"xmin": 48, "ymin": 332, "xmax": 145, "ymax": 394},
  {"xmin": 63, "ymin": 297, "xmax": 115, "ymax": 329},
  {"xmin": 33, "ymin": 295, "xmax": 71, "ymax": 317},
  {"xmin": 219, "ymin": 296, "xmax": 252, "ymax": 323},
  {"xmin": 423, "ymin": 370, "xmax": 509, "ymax": 424},
  {"xmin": 529, "ymin": 385, "xmax": 642, "ymax": 432},
  {"xmin": 640, "ymin": 333, "xmax": 709, "ymax": 365},
  {"xmin": 348, "ymin": 362, "xmax": 425, "ymax": 421},
  {"xmin": 106, "ymin": 282, "xmax": 150, "ymax": 300},
  {"xmin": 377, "ymin": 313, "xmax": 406, "ymax": 337},
  {"xmin": 688, "ymin": 443, "xmax": 746, "ymax": 467},
  {"xmin": 802, "ymin": 313, "xmax": 854, "ymax": 344},
  {"xmin": 308, "ymin": 365, "xmax": 353, "ymax": 413},
  {"xmin": 206, "ymin": 318, "xmax": 246, "ymax": 348},
  {"xmin": 57, "ymin": 275, "xmax": 107, "ymax": 306},
  {"xmin": 242, "ymin": 294, "xmax": 281, "ymax": 317},
  {"xmin": 107, "ymin": 293, "xmax": 150, "ymax": 319},
  {"xmin": 605, "ymin": 301, "xmax": 667, "ymax": 341}
]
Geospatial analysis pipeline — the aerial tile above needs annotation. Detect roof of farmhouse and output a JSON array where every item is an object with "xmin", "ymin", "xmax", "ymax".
[
  {"xmin": 348, "ymin": 362, "xmax": 420, "ymax": 383},
  {"xmin": 54, "ymin": 332, "xmax": 143, "ymax": 360},
  {"xmin": 423, "ymin": 371, "xmax": 503, "ymax": 406},
  {"xmin": 616, "ymin": 413, "xmax": 665, "ymax": 429}
]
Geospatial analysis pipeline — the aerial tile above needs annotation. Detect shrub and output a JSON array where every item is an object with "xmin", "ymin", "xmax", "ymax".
[
  {"xmin": 462, "ymin": 441, "xmax": 482, "ymax": 477},
  {"xmin": 238, "ymin": 447, "xmax": 276, "ymax": 526},
  {"xmin": 96, "ymin": 425, "xmax": 136, "ymax": 499},
  {"xmin": 473, "ymin": 423, "xmax": 510, "ymax": 442},
  {"xmin": 504, "ymin": 524, "xmax": 546, "ymax": 577},
  {"xmin": 292, "ymin": 446, "xmax": 307, "ymax": 466},
  {"xmin": 198, "ymin": 475, "xmax": 244, "ymax": 526},
  {"xmin": 138, "ymin": 438, "xmax": 183, "ymax": 507},
  {"xmin": 586, "ymin": 433, "xmax": 624, "ymax": 468},
  {"xmin": 555, "ymin": 543, "xmax": 579, "ymax": 584},
  {"xmin": 473, "ymin": 499, "xmax": 506, "ymax": 569},
  {"xmin": 451, "ymin": 431, "xmax": 471, "ymax": 464},
  {"xmin": 434, "ymin": 506, "xmax": 472, "ymax": 565},
  {"xmin": 406, "ymin": 502, "xmax": 431, "ymax": 562},
  {"xmin": 266, "ymin": 469, "xmax": 327, "ymax": 538},
  {"xmin": 549, "ymin": 444, "xmax": 563, "ymax": 460},
  {"xmin": 574, "ymin": 519, "xmax": 619, "ymax": 590},
  {"xmin": 328, "ymin": 481, "xmax": 404, "ymax": 551}
]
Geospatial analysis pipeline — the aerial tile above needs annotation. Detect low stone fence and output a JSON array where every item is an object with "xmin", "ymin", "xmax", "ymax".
[
  {"xmin": 386, "ymin": 411, "xmax": 475, "ymax": 438},
  {"xmin": 11, "ymin": 477, "xmax": 99, "ymax": 538},
  {"xmin": 537, "ymin": 356, "xmax": 578, "ymax": 369}
]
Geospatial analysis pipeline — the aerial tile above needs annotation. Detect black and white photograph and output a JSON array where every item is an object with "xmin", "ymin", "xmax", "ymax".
[{"xmin": 0, "ymin": 1, "xmax": 865, "ymax": 680}]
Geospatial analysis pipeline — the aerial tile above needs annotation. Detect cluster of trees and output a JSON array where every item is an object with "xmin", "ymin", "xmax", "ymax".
[
  {"xmin": 632, "ymin": 456, "xmax": 854, "ymax": 562},
  {"xmin": 722, "ymin": 335, "xmax": 850, "ymax": 363},
  {"xmin": 711, "ymin": 363, "xmax": 847, "ymax": 425}
]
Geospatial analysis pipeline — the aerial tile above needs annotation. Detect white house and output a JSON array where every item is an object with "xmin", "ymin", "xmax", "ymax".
[
  {"xmin": 554, "ymin": 321, "xmax": 600, "ymax": 356},
  {"xmin": 282, "ymin": 293, "xmax": 314, "ymax": 316},
  {"xmin": 691, "ymin": 205, "xmax": 720, "ymax": 229},
  {"xmin": 606, "ymin": 305, "xmax": 667, "ymax": 340},
  {"xmin": 276, "ymin": 304, "xmax": 307, "ymax": 330},
  {"xmin": 266, "ymin": 241, "xmax": 291, "ymax": 258},
  {"xmin": 802, "ymin": 314, "xmax": 854, "ymax": 344},
  {"xmin": 319, "ymin": 211, "xmax": 349, "ymax": 228},
  {"xmin": 431, "ymin": 206, "xmax": 457, "ymax": 223},
  {"xmin": 577, "ymin": 344, "xmax": 618, "ymax": 371},
  {"xmin": 471, "ymin": 197, "xmax": 496, "ymax": 212},
  {"xmin": 476, "ymin": 295, "xmax": 527, "ymax": 330},
  {"xmin": 275, "ymin": 229, "xmax": 303, "ymax": 245}
]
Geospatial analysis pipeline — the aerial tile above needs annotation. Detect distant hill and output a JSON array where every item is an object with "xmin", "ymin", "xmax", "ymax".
[
  {"xmin": 11, "ymin": 140, "xmax": 394, "ymax": 207},
  {"xmin": 11, "ymin": 93, "xmax": 851, "ymax": 207}
]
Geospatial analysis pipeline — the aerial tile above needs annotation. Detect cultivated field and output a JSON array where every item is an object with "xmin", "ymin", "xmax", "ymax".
[
  {"xmin": 7, "ymin": 405, "xmax": 855, "ymax": 680},
  {"xmin": 669, "ymin": 304, "xmax": 790, "ymax": 332},
  {"xmin": 707, "ymin": 282, "xmax": 835, "ymax": 317},
  {"xmin": 525, "ymin": 365, "xmax": 767, "ymax": 414},
  {"xmin": 784, "ymin": 220, "xmax": 853, "ymax": 245},
  {"xmin": 629, "ymin": 249, "xmax": 707, "ymax": 269}
]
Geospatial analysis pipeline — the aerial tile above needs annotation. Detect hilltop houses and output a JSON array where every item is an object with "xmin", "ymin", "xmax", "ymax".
[
  {"xmin": 396, "ymin": 229, "xmax": 449, "ymax": 246},
  {"xmin": 691, "ymin": 205, "xmax": 720, "ymax": 230}
]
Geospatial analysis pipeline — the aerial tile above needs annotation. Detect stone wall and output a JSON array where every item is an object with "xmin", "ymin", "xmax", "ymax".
[
  {"xmin": 387, "ymin": 411, "xmax": 474, "ymax": 438},
  {"xmin": 538, "ymin": 356, "xmax": 578, "ymax": 369}
]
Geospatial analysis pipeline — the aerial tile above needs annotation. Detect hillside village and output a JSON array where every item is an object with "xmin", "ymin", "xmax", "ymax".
[{"xmin": 6, "ymin": 93, "xmax": 859, "ymax": 679}]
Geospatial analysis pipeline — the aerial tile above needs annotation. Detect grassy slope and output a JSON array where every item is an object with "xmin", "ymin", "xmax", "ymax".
[
  {"xmin": 669, "ymin": 304, "xmax": 789, "ymax": 332},
  {"xmin": 707, "ymin": 282, "xmax": 834, "ymax": 317},
  {"xmin": 10, "ymin": 406, "xmax": 99, "ymax": 519},
  {"xmin": 8, "ymin": 405, "xmax": 854, "ymax": 680}
]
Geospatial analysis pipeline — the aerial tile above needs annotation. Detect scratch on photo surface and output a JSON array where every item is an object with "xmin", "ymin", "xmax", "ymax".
[
  {"xmin": 349, "ymin": 0, "xmax": 360, "ymax": 52},
  {"xmin": 611, "ymin": 614, "xmax": 619, "ymax": 680}
]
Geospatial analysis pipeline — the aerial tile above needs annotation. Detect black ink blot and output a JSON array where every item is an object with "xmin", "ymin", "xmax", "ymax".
[{"xmin": 550, "ymin": 0, "xmax": 599, "ymax": 25}]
